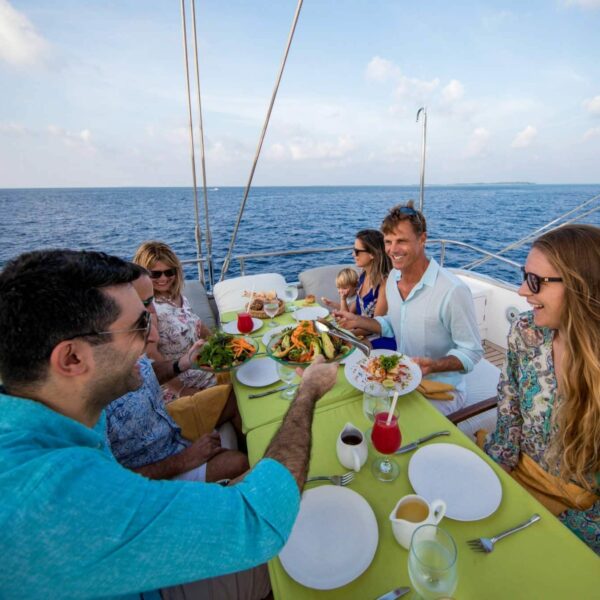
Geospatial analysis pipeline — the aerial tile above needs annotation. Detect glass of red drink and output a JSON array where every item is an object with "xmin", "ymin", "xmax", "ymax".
[
  {"xmin": 370, "ymin": 411, "xmax": 401, "ymax": 482},
  {"xmin": 237, "ymin": 312, "xmax": 254, "ymax": 334}
]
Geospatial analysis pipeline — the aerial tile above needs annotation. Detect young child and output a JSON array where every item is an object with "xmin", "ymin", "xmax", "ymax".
[{"xmin": 322, "ymin": 267, "xmax": 359, "ymax": 313}]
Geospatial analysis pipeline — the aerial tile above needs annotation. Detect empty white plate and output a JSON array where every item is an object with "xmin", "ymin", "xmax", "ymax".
[
  {"xmin": 222, "ymin": 317, "xmax": 263, "ymax": 334},
  {"xmin": 408, "ymin": 443, "xmax": 502, "ymax": 521},
  {"xmin": 279, "ymin": 486, "xmax": 378, "ymax": 590},
  {"xmin": 292, "ymin": 306, "xmax": 329, "ymax": 321},
  {"xmin": 235, "ymin": 357, "xmax": 279, "ymax": 387}
]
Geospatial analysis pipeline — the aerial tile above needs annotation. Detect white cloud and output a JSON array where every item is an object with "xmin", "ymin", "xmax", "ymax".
[
  {"xmin": 583, "ymin": 127, "xmax": 600, "ymax": 140},
  {"xmin": 564, "ymin": 0, "xmax": 600, "ymax": 9},
  {"xmin": 394, "ymin": 75, "xmax": 439, "ymax": 101},
  {"xmin": 365, "ymin": 56, "xmax": 400, "ymax": 82},
  {"xmin": 467, "ymin": 127, "xmax": 491, "ymax": 157},
  {"xmin": 288, "ymin": 135, "xmax": 357, "ymax": 161},
  {"xmin": 0, "ymin": 0, "xmax": 49, "ymax": 66},
  {"xmin": 511, "ymin": 125, "xmax": 538, "ymax": 148},
  {"xmin": 47, "ymin": 125, "xmax": 95, "ymax": 149},
  {"xmin": 442, "ymin": 80, "xmax": 465, "ymax": 102},
  {"xmin": 583, "ymin": 95, "xmax": 600, "ymax": 115}
]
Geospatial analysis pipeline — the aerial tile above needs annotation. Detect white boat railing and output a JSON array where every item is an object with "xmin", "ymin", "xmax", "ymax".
[{"xmin": 180, "ymin": 238, "xmax": 521, "ymax": 289}]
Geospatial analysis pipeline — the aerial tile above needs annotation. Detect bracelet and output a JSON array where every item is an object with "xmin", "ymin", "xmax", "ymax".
[{"xmin": 173, "ymin": 359, "xmax": 182, "ymax": 376}]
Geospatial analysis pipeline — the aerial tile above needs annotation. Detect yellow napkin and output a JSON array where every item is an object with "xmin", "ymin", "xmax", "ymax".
[{"xmin": 417, "ymin": 380, "xmax": 455, "ymax": 401}]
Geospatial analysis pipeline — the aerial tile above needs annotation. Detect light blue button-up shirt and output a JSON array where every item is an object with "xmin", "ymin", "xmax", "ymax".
[
  {"xmin": 0, "ymin": 391, "xmax": 299, "ymax": 600},
  {"xmin": 375, "ymin": 258, "xmax": 483, "ymax": 396}
]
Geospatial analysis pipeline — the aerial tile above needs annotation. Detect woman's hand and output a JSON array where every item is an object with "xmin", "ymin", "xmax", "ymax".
[
  {"xmin": 178, "ymin": 339, "xmax": 206, "ymax": 371},
  {"xmin": 321, "ymin": 296, "xmax": 339, "ymax": 310}
]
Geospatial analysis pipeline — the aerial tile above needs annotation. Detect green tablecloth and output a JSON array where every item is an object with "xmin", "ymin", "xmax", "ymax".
[
  {"xmin": 246, "ymin": 393, "xmax": 599, "ymax": 599},
  {"xmin": 224, "ymin": 305, "xmax": 361, "ymax": 433}
]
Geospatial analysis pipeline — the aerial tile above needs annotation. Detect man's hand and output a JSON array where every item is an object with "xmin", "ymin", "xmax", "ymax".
[
  {"xmin": 183, "ymin": 432, "xmax": 224, "ymax": 470},
  {"xmin": 332, "ymin": 309, "xmax": 359, "ymax": 330},
  {"xmin": 412, "ymin": 356, "xmax": 435, "ymax": 376},
  {"xmin": 178, "ymin": 339, "xmax": 206, "ymax": 372},
  {"xmin": 295, "ymin": 355, "xmax": 337, "ymax": 399}
]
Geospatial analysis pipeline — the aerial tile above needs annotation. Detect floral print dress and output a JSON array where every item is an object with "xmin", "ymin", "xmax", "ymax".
[
  {"xmin": 485, "ymin": 311, "xmax": 600, "ymax": 554},
  {"xmin": 155, "ymin": 295, "xmax": 215, "ymax": 402}
]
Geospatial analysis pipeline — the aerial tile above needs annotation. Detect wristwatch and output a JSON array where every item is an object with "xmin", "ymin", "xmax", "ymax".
[{"xmin": 173, "ymin": 359, "xmax": 182, "ymax": 375}]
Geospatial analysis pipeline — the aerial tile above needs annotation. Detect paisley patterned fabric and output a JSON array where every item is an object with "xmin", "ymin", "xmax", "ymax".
[
  {"xmin": 485, "ymin": 311, "xmax": 600, "ymax": 554},
  {"xmin": 155, "ymin": 295, "xmax": 215, "ymax": 401}
]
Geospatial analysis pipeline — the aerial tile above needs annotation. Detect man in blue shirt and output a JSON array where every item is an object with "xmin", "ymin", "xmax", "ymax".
[
  {"xmin": 0, "ymin": 249, "xmax": 337, "ymax": 600},
  {"xmin": 336, "ymin": 202, "xmax": 483, "ymax": 415}
]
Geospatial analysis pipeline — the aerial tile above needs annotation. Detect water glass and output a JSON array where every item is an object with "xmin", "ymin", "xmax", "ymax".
[
  {"xmin": 283, "ymin": 285, "xmax": 299, "ymax": 311},
  {"xmin": 264, "ymin": 301, "xmax": 279, "ymax": 327},
  {"xmin": 362, "ymin": 382, "xmax": 391, "ymax": 423},
  {"xmin": 408, "ymin": 524, "xmax": 458, "ymax": 600},
  {"xmin": 276, "ymin": 362, "xmax": 297, "ymax": 400}
]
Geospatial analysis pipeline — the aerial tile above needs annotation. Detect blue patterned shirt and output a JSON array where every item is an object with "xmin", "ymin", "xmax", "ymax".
[
  {"xmin": 0, "ymin": 390, "xmax": 300, "ymax": 599},
  {"xmin": 105, "ymin": 356, "xmax": 188, "ymax": 468}
]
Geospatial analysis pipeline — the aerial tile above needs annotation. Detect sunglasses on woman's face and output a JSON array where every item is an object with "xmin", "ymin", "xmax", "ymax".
[
  {"xmin": 149, "ymin": 268, "xmax": 176, "ymax": 279},
  {"xmin": 521, "ymin": 267, "xmax": 563, "ymax": 294},
  {"xmin": 352, "ymin": 247, "xmax": 369, "ymax": 255}
]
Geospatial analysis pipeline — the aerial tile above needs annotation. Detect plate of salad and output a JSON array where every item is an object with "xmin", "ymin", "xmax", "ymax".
[
  {"xmin": 344, "ymin": 349, "xmax": 421, "ymax": 394},
  {"xmin": 266, "ymin": 320, "xmax": 355, "ymax": 367},
  {"xmin": 194, "ymin": 332, "xmax": 259, "ymax": 373}
]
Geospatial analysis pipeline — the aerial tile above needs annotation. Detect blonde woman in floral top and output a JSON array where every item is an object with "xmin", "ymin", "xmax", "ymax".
[
  {"xmin": 485, "ymin": 225, "xmax": 600, "ymax": 555},
  {"xmin": 133, "ymin": 241, "xmax": 215, "ymax": 401}
]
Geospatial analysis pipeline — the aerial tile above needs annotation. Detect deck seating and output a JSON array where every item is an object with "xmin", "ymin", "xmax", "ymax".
[
  {"xmin": 298, "ymin": 264, "xmax": 358, "ymax": 303},
  {"xmin": 212, "ymin": 273, "xmax": 287, "ymax": 315},
  {"xmin": 183, "ymin": 280, "xmax": 217, "ymax": 330},
  {"xmin": 454, "ymin": 358, "xmax": 501, "ymax": 440}
]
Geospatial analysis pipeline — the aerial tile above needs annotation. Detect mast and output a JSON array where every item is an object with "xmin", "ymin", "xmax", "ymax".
[{"xmin": 416, "ymin": 107, "xmax": 427, "ymax": 213}]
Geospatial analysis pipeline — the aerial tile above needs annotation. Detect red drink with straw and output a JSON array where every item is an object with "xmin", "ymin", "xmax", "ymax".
[
  {"xmin": 237, "ymin": 312, "xmax": 253, "ymax": 334},
  {"xmin": 371, "ymin": 411, "xmax": 401, "ymax": 482}
]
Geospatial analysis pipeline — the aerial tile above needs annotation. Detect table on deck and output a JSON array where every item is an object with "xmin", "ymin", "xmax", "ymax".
[{"xmin": 224, "ymin": 308, "xmax": 600, "ymax": 599}]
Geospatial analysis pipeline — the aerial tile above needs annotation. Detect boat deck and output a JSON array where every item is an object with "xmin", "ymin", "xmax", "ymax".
[{"xmin": 483, "ymin": 339, "xmax": 506, "ymax": 369}]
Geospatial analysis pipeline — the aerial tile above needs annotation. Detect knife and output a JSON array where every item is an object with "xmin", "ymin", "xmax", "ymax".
[
  {"xmin": 395, "ymin": 430, "xmax": 450, "ymax": 454},
  {"xmin": 375, "ymin": 586, "xmax": 411, "ymax": 600},
  {"xmin": 248, "ymin": 384, "xmax": 298, "ymax": 399}
]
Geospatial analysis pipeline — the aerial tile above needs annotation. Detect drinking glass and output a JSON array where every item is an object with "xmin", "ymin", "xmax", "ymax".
[
  {"xmin": 263, "ymin": 302, "xmax": 279, "ymax": 327},
  {"xmin": 408, "ymin": 524, "xmax": 458, "ymax": 600},
  {"xmin": 276, "ymin": 362, "xmax": 297, "ymax": 400},
  {"xmin": 362, "ymin": 382, "xmax": 391, "ymax": 423},
  {"xmin": 283, "ymin": 285, "xmax": 299, "ymax": 311},
  {"xmin": 236, "ymin": 312, "xmax": 254, "ymax": 334},
  {"xmin": 370, "ymin": 411, "xmax": 401, "ymax": 482}
]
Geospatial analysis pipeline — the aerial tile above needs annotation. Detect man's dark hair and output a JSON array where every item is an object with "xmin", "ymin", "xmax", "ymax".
[{"xmin": 0, "ymin": 249, "xmax": 139, "ymax": 389}]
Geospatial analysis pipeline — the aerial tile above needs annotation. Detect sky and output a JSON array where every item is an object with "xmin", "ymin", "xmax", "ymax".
[{"xmin": 0, "ymin": 0, "xmax": 599, "ymax": 187}]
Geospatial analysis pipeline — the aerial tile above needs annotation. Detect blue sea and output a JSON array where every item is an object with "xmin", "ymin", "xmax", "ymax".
[{"xmin": 1, "ymin": 184, "xmax": 599, "ymax": 288}]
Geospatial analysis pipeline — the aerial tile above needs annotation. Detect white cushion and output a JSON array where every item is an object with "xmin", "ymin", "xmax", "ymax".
[
  {"xmin": 183, "ymin": 280, "xmax": 217, "ymax": 330},
  {"xmin": 458, "ymin": 359, "xmax": 501, "ymax": 440},
  {"xmin": 213, "ymin": 273, "xmax": 287, "ymax": 315},
  {"xmin": 299, "ymin": 264, "xmax": 359, "ymax": 303}
]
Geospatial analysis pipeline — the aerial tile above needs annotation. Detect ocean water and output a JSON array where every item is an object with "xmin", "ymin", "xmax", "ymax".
[{"xmin": 1, "ymin": 184, "xmax": 599, "ymax": 288}]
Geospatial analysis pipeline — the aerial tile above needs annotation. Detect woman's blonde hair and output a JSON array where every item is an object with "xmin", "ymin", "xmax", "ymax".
[
  {"xmin": 133, "ymin": 241, "xmax": 184, "ymax": 299},
  {"xmin": 535, "ymin": 224, "xmax": 600, "ymax": 491}
]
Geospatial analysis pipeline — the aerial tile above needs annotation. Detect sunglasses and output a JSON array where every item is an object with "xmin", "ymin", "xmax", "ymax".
[
  {"xmin": 72, "ymin": 311, "xmax": 152, "ymax": 343},
  {"xmin": 521, "ymin": 267, "xmax": 563, "ymax": 294},
  {"xmin": 149, "ymin": 268, "xmax": 176, "ymax": 279},
  {"xmin": 142, "ymin": 296, "xmax": 155, "ymax": 308},
  {"xmin": 352, "ymin": 247, "xmax": 369, "ymax": 255},
  {"xmin": 395, "ymin": 206, "xmax": 418, "ymax": 216}
]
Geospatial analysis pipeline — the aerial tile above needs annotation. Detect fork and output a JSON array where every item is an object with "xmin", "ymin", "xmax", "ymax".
[
  {"xmin": 467, "ymin": 514, "xmax": 541, "ymax": 553},
  {"xmin": 306, "ymin": 472, "xmax": 355, "ymax": 486}
]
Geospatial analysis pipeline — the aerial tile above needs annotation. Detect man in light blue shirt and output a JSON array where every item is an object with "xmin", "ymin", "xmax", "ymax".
[
  {"xmin": 336, "ymin": 203, "xmax": 483, "ymax": 415},
  {"xmin": 0, "ymin": 249, "xmax": 337, "ymax": 600}
]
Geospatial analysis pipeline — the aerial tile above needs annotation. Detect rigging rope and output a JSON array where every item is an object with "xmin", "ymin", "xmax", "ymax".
[{"xmin": 219, "ymin": 0, "xmax": 304, "ymax": 282}]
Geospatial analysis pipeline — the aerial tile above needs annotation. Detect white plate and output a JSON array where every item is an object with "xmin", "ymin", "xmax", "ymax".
[
  {"xmin": 344, "ymin": 349, "xmax": 422, "ymax": 395},
  {"xmin": 279, "ymin": 486, "xmax": 378, "ymax": 590},
  {"xmin": 292, "ymin": 306, "xmax": 329, "ymax": 321},
  {"xmin": 222, "ymin": 317, "xmax": 263, "ymax": 334},
  {"xmin": 408, "ymin": 443, "xmax": 502, "ymax": 521},
  {"xmin": 261, "ymin": 323, "xmax": 294, "ymax": 346},
  {"xmin": 235, "ymin": 357, "xmax": 280, "ymax": 387}
]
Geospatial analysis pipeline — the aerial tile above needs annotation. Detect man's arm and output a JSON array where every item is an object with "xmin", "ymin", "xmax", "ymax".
[
  {"xmin": 264, "ymin": 356, "xmax": 337, "ymax": 490},
  {"xmin": 133, "ymin": 432, "xmax": 224, "ymax": 479},
  {"xmin": 152, "ymin": 340, "xmax": 205, "ymax": 385},
  {"xmin": 412, "ymin": 355, "xmax": 464, "ymax": 376},
  {"xmin": 333, "ymin": 310, "xmax": 382, "ymax": 335}
]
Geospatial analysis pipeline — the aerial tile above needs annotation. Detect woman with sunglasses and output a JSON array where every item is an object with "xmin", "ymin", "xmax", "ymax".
[
  {"xmin": 323, "ymin": 229, "xmax": 396, "ymax": 350},
  {"xmin": 485, "ymin": 224, "xmax": 600, "ymax": 554},
  {"xmin": 133, "ymin": 241, "xmax": 215, "ymax": 400}
]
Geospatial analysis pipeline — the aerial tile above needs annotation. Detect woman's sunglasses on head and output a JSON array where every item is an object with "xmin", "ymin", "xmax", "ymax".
[
  {"xmin": 521, "ymin": 267, "xmax": 563, "ymax": 294},
  {"xmin": 149, "ymin": 268, "xmax": 176, "ymax": 279}
]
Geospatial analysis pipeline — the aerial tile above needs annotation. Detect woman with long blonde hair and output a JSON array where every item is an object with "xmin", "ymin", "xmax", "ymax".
[{"xmin": 485, "ymin": 224, "xmax": 600, "ymax": 554}]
